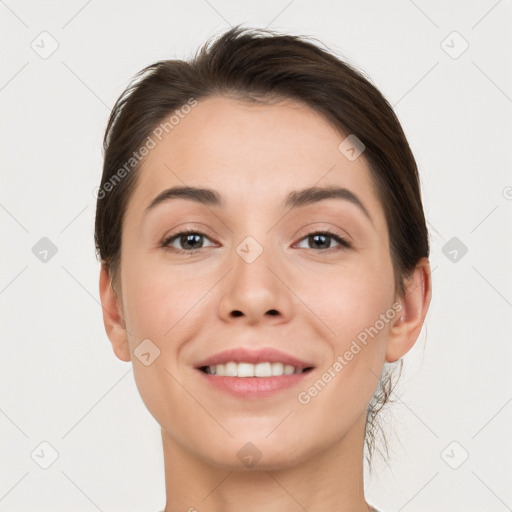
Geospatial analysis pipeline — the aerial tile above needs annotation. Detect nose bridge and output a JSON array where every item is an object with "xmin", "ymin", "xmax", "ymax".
[
  {"xmin": 217, "ymin": 232, "xmax": 291, "ymax": 323},
  {"xmin": 233, "ymin": 233, "xmax": 277, "ymax": 303}
]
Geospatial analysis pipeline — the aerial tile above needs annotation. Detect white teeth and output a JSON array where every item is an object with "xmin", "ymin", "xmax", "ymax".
[
  {"xmin": 271, "ymin": 362, "xmax": 284, "ymax": 375},
  {"xmin": 204, "ymin": 361, "xmax": 306, "ymax": 377},
  {"xmin": 284, "ymin": 364, "xmax": 295, "ymax": 375},
  {"xmin": 255, "ymin": 362, "xmax": 271, "ymax": 377},
  {"xmin": 238, "ymin": 363, "xmax": 255, "ymax": 378},
  {"xmin": 225, "ymin": 362, "xmax": 237, "ymax": 377}
]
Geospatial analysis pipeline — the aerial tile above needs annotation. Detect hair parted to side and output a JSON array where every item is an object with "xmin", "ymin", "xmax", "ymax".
[{"xmin": 94, "ymin": 25, "xmax": 429, "ymax": 467}]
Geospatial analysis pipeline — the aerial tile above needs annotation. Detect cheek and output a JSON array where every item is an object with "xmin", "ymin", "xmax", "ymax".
[
  {"xmin": 120, "ymin": 254, "xmax": 216, "ymax": 342},
  {"xmin": 294, "ymin": 265, "xmax": 396, "ymax": 428},
  {"xmin": 301, "ymin": 256, "xmax": 395, "ymax": 343},
  {"xmin": 118, "ymin": 258, "xmax": 211, "ymax": 426}
]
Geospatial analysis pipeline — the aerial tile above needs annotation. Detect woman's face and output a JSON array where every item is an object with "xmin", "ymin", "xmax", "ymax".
[{"xmin": 115, "ymin": 95, "xmax": 398, "ymax": 469}]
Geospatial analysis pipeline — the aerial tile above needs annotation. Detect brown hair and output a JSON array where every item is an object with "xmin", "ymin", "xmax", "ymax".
[{"xmin": 94, "ymin": 25, "xmax": 429, "ymax": 465}]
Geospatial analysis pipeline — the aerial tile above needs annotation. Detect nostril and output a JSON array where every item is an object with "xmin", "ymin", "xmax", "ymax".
[{"xmin": 229, "ymin": 309, "xmax": 279, "ymax": 317}]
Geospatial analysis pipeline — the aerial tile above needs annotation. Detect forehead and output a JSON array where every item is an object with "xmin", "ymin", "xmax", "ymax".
[{"xmin": 126, "ymin": 95, "xmax": 385, "ymax": 226}]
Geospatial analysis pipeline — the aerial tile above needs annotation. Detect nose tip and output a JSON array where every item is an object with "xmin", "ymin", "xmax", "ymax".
[{"xmin": 217, "ymin": 249, "xmax": 292, "ymax": 325}]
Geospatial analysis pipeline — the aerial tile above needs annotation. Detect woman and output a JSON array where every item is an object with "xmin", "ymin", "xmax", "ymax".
[{"xmin": 95, "ymin": 25, "xmax": 431, "ymax": 512}]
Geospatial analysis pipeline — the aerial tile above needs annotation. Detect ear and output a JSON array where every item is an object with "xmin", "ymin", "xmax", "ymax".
[
  {"xmin": 99, "ymin": 264, "xmax": 131, "ymax": 362},
  {"xmin": 385, "ymin": 257, "xmax": 432, "ymax": 362}
]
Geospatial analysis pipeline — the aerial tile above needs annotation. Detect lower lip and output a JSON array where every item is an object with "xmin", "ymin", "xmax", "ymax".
[{"xmin": 196, "ymin": 369, "xmax": 313, "ymax": 399}]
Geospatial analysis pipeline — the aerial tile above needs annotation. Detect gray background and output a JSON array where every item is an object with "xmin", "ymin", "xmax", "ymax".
[{"xmin": 1, "ymin": 1, "xmax": 511, "ymax": 511}]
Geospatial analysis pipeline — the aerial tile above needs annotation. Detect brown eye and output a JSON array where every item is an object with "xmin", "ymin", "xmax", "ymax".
[
  {"xmin": 162, "ymin": 231, "xmax": 215, "ymax": 252},
  {"xmin": 296, "ymin": 231, "xmax": 350, "ymax": 250}
]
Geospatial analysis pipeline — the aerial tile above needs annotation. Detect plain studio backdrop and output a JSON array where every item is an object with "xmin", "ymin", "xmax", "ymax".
[{"xmin": 1, "ymin": 1, "xmax": 511, "ymax": 511}]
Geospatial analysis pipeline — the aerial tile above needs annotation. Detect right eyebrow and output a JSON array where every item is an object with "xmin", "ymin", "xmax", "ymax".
[{"xmin": 144, "ymin": 186, "xmax": 223, "ymax": 216}]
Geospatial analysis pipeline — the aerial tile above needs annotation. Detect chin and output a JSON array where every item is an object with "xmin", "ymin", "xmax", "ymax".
[{"xmin": 195, "ymin": 436, "xmax": 313, "ymax": 472}]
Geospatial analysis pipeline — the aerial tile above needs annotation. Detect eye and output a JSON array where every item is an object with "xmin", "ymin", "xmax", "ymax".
[
  {"xmin": 296, "ymin": 231, "xmax": 351, "ymax": 250},
  {"xmin": 162, "ymin": 230, "xmax": 216, "ymax": 253},
  {"xmin": 161, "ymin": 229, "xmax": 350, "ymax": 254}
]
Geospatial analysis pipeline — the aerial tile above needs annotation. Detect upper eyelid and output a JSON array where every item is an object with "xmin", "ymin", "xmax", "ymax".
[
  {"xmin": 294, "ymin": 225, "xmax": 352, "ymax": 245},
  {"xmin": 294, "ymin": 230, "xmax": 350, "ymax": 248},
  {"xmin": 163, "ymin": 230, "xmax": 217, "ymax": 246}
]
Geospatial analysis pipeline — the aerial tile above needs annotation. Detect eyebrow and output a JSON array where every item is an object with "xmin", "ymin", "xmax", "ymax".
[
  {"xmin": 144, "ymin": 185, "xmax": 373, "ymax": 224},
  {"xmin": 284, "ymin": 186, "xmax": 372, "ymax": 223}
]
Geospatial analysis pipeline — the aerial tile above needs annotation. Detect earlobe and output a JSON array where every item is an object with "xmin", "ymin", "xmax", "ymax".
[
  {"xmin": 385, "ymin": 258, "xmax": 432, "ymax": 362},
  {"xmin": 99, "ymin": 264, "xmax": 131, "ymax": 362}
]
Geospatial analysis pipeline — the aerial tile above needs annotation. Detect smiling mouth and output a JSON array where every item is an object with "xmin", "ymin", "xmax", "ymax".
[{"xmin": 199, "ymin": 361, "xmax": 314, "ymax": 377}]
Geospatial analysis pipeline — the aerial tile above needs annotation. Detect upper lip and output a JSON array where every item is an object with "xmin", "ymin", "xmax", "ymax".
[{"xmin": 194, "ymin": 347, "xmax": 315, "ymax": 370}]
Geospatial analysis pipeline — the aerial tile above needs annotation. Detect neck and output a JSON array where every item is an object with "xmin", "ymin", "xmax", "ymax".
[{"xmin": 161, "ymin": 412, "xmax": 371, "ymax": 512}]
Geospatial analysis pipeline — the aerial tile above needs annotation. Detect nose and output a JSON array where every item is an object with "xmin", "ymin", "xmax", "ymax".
[{"xmin": 217, "ymin": 242, "xmax": 293, "ymax": 326}]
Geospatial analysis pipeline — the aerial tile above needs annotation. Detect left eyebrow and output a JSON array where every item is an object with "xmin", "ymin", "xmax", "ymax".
[{"xmin": 284, "ymin": 186, "xmax": 373, "ymax": 225}]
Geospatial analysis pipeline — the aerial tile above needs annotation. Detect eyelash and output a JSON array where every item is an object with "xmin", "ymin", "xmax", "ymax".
[{"xmin": 160, "ymin": 228, "xmax": 351, "ymax": 255}]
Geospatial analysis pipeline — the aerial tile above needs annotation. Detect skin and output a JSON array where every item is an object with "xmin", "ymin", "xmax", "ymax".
[{"xmin": 99, "ymin": 95, "xmax": 431, "ymax": 512}]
